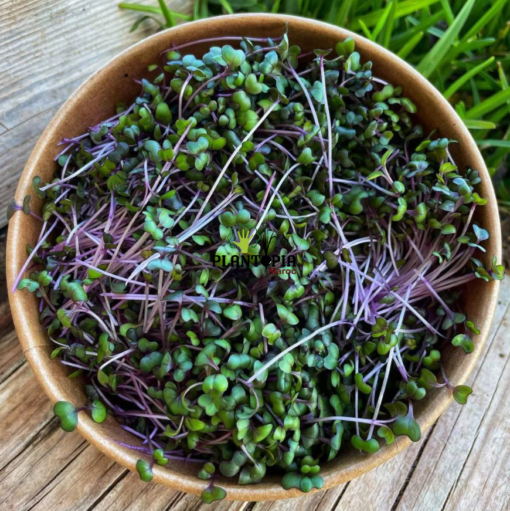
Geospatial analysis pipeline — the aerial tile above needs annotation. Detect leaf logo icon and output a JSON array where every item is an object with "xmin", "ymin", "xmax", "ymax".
[{"xmin": 231, "ymin": 227, "xmax": 256, "ymax": 254}]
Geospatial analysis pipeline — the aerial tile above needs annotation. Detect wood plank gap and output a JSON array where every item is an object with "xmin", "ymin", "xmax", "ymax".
[
  {"xmin": 85, "ymin": 469, "xmax": 130, "ymax": 511},
  {"xmin": 446, "ymin": 348, "xmax": 510, "ymax": 508},
  {"xmin": 390, "ymin": 424, "xmax": 437, "ymax": 511},
  {"xmin": 329, "ymin": 481, "xmax": 350, "ymax": 510},
  {"xmin": 419, "ymin": 294, "xmax": 510, "ymax": 484},
  {"xmin": 440, "ymin": 483, "xmax": 455, "ymax": 511},
  {"xmin": 0, "ymin": 358, "xmax": 27, "ymax": 384},
  {"xmin": 0, "ymin": 357, "xmax": 25, "ymax": 385},
  {"xmin": 466, "ymin": 298, "xmax": 510, "ymax": 384},
  {"xmin": 25, "ymin": 441, "xmax": 89, "ymax": 511},
  {"xmin": 0, "ymin": 358, "xmax": 27, "ymax": 387},
  {"xmin": 0, "ymin": 102, "xmax": 59, "ymax": 144},
  {"xmin": 0, "ymin": 418, "xmax": 60, "ymax": 478},
  {"xmin": 162, "ymin": 492, "xmax": 188, "ymax": 511}
]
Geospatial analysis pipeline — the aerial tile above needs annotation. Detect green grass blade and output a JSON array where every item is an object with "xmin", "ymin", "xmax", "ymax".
[
  {"xmin": 351, "ymin": 0, "xmax": 441, "ymax": 30},
  {"xmin": 439, "ymin": 0, "xmax": 454, "ymax": 25},
  {"xmin": 118, "ymin": 3, "xmax": 162, "ymax": 15},
  {"xmin": 194, "ymin": 0, "xmax": 209, "ymax": 19},
  {"xmin": 283, "ymin": 0, "xmax": 300, "ymax": 15},
  {"xmin": 194, "ymin": 0, "xmax": 200, "ymax": 19},
  {"xmin": 463, "ymin": 119, "xmax": 497, "ymax": 130},
  {"xmin": 358, "ymin": 19, "xmax": 374, "ymax": 41},
  {"xmin": 476, "ymin": 71, "xmax": 502, "ymax": 92},
  {"xmin": 497, "ymin": 61, "xmax": 510, "ymax": 115},
  {"xmin": 325, "ymin": 0, "xmax": 340, "ymax": 24},
  {"xmin": 311, "ymin": 0, "xmax": 325, "ymax": 18},
  {"xmin": 488, "ymin": 105, "xmax": 510, "ymax": 124},
  {"xmin": 272, "ymin": 0, "xmax": 281, "ymax": 13},
  {"xmin": 487, "ymin": 61, "xmax": 510, "ymax": 166},
  {"xmin": 455, "ymin": 101, "xmax": 467, "ymax": 118},
  {"xmin": 498, "ymin": 62, "xmax": 509, "ymax": 90},
  {"xmin": 463, "ymin": 0, "xmax": 508, "ymax": 40},
  {"xmin": 427, "ymin": 25, "xmax": 444, "ymax": 40},
  {"xmin": 476, "ymin": 139, "xmax": 510, "ymax": 148},
  {"xmin": 470, "ymin": 78, "xmax": 480, "ymax": 106},
  {"xmin": 443, "ymin": 57, "xmax": 495, "ymax": 99},
  {"xmin": 390, "ymin": 11, "xmax": 444, "ymax": 49},
  {"xmin": 157, "ymin": 0, "xmax": 175, "ymax": 27},
  {"xmin": 379, "ymin": 0, "xmax": 397, "ymax": 48},
  {"xmin": 417, "ymin": 0, "xmax": 476, "ymax": 78},
  {"xmin": 335, "ymin": 0, "xmax": 354, "ymax": 27},
  {"xmin": 217, "ymin": 0, "xmax": 234, "ymax": 14},
  {"xmin": 465, "ymin": 88, "xmax": 510, "ymax": 119},
  {"xmin": 372, "ymin": 2, "xmax": 393, "ymax": 42},
  {"xmin": 397, "ymin": 32, "xmax": 424, "ymax": 59},
  {"xmin": 441, "ymin": 38, "xmax": 496, "ymax": 66},
  {"xmin": 129, "ymin": 15, "xmax": 164, "ymax": 32}
]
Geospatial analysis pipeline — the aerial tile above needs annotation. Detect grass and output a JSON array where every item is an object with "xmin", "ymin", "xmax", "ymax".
[{"xmin": 119, "ymin": 0, "xmax": 510, "ymax": 204}]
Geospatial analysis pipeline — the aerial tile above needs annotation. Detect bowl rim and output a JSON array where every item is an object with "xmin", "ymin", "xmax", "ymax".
[{"xmin": 6, "ymin": 12, "xmax": 502, "ymax": 501}]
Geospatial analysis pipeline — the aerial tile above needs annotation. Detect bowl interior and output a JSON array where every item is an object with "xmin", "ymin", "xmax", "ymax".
[{"xmin": 7, "ymin": 14, "xmax": 501, "ymax": 501}]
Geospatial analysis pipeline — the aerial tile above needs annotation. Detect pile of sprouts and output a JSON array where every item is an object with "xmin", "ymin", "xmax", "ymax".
[{"xmin": 12, "ymin": 33, "xmax": 503, "ymax": 502}]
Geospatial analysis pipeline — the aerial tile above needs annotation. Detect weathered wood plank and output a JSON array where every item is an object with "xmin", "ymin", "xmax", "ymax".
[
  {"xmin": 0, "ymin": 108, "xmax": 58, "ymax": 229},
  {"xmin": 171, "ymin": 492, "xmax": 249, "ymax": 511},
  {"xmin": 0, "ymin": 0, "xmax": 167, "ymax": 129},
  {"xmin": 0, "ymin": 0, "xmax": 191, "ymax": 228},
  {"xmin": 0, "ymin": 421, "xmax": 87, "ymax": 510},
  {"xmin": 0, "ymin": 363, "xmax": 54, "ymax": 473},
  {"xmin": 0, "ymin": 416, "xmax": 131, "ymax": 511},
  {"xmin": 28, "ymin": 442, "xmax": 127, "ymax": 511},
  {"xmin": 334, "ymin": 439, "xmax": 425, "ymax": 511},
  {"xmin": 90, "ymin": 471, "xmax": 181, "ymax": 511},
  {"xmin": 441, "ymin": 316, "xmax": 510, "ymax": 511},
  {"xmin": 0, "ymin": 363, "xmax": 140, "ymax": 511},
  {"xmin": 251, "ymin": 483, "xmax": 346, "ymax": 511},
  {"xmin": 395, "ymin": 282, "xmax": 510, "ymax": 511},
  {"xmin": 0, "ymin": 329, "xmax": 24, "ymax": 384}
]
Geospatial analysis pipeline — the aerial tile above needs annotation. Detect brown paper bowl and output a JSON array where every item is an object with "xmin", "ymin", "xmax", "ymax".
[{"xmin": 6, "ymin": 13, "xmax": 502, "ymax": 501}]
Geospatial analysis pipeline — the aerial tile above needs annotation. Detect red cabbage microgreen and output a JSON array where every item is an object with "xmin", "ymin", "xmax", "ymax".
[{"xmin": 13, "ymin": 33, "xmax": 503, "ymax": 503}]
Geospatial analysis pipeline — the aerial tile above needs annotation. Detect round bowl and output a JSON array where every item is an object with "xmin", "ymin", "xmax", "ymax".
[{"xmin": 7, "ymin": 13, "xmax": 502, "ymax": 501}]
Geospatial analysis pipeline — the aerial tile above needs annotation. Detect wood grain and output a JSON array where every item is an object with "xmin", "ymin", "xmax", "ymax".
[
  {"xmin": 0, "ymin": 0, "xmax": 191, "ymax": 227},
  {"xmin": 0, "ymin": 329, "xmax": 24, "ymax": 383},
  {"xmin": 0, "ymin": 421, "xmax": 88, "ymax": 510},
  {"xmin": 0, "ymin": 362, "xmax": 54, "ymax": 473},
  {"xmin": 28, "ymin": 443, "xmax": 126, "ymax": 511},
  {"xmin": 90, "ymin": 471, "xmax": 180, "ymax": 511},
  {"xmin": 395, "ymin": 282, "xmax": 510, "ymax": 511}
]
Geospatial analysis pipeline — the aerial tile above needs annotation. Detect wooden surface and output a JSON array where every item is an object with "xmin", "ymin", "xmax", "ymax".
[
  {"xmin": 0, "ymin": 223, "xmax": 509, "ymax": 510},
  {"xmin": 2, "ymin": 2, "xmax": 510, "ymax": 510},
  {"xmin": 0, "ymin": 0, "xmax": 190, "ymax": 228}
]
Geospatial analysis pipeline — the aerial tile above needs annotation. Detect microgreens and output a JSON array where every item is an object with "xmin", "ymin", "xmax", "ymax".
[
  {"xmin": 117, "ymin": 0, "xmax": 510, "ymax": 210},
  {"xmin": 14, "ymin": 33, "xmax": 502, "ymax": 503}
]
